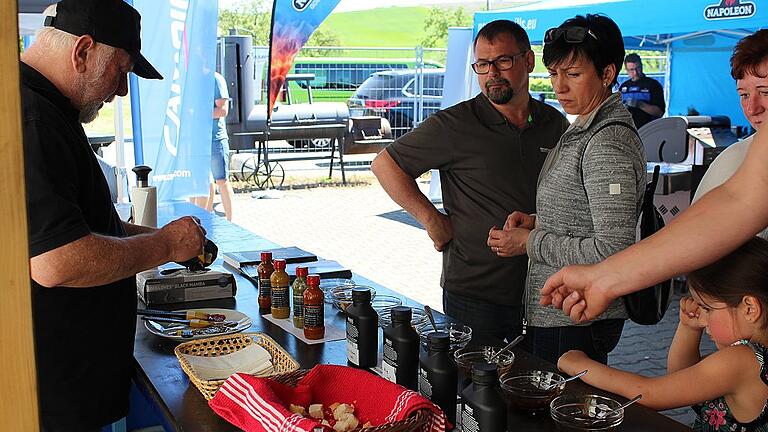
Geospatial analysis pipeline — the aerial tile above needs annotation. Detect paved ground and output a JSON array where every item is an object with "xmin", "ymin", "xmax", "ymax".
[{"xmin": 222, "ymin": 160, "xmax": 714, "ymax": 427}]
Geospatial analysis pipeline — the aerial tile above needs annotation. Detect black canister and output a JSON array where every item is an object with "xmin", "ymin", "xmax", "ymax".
[
  {"xmin": 419, "ymin": 332, "xmax": 458, "ymax": 426},
  {"xmin": 382, "ymin": 306, "xmax": 420, "ymax": 390},
  {"xmin": 346, "ymin": 288, "xmax": 379, "ymax": 369},
  {"xmin": 459, "ymin": 362, "xmax": 507, "ymax": 432}
]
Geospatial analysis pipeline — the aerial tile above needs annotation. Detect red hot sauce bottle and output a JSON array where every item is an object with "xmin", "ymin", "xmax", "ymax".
[
  {"xmin": 303, "ymin": 274, "xmax": 325, "ymax": 340},
  {"xmin": 257, "ymin": 252, "xmax": 274, "ymax": 311}
]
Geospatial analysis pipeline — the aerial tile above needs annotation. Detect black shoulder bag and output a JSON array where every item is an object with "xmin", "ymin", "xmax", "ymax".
[{"xmin": 581, "ymin": 121, "xmax": 673, "ymax": 325}]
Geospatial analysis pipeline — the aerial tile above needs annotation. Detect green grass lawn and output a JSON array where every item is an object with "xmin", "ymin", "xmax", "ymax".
[{"xmin": 318, "ymin": 7, "xmax": 432, "ymax": 47}]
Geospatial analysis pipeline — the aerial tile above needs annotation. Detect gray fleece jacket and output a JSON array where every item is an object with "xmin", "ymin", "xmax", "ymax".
[{"xmin": 525, "ymin": 92, "xmax": 646, "ymax": 327}]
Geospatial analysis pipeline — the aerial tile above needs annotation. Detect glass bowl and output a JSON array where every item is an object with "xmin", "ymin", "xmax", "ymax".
[
  {"xmin": 550, "ymin": 394, "xmax": 624, "ymax": 431},
  {"xmin": 329, "ymin": 285, "xmax": 376, "ymax": 312},
  {"xmin": 416, "ymin": 322, "xmax": 472, "ymax": 353},
  {"xmin": 370, "ymin": 295, "xmax": 403, "ymax": 315},
  {"xmin": 454, "ymin": 345, "xmax": 515, "ymax": 379},
  {"xmin": 500, "ymin": 370, "xmax": 565, "ymax": 412},
  {"xmin": 378, "ymin": 307, "xmax": 428, "ymax": 329},
  {"xmin": 320, "ymin": 278, "xmax": 355, "ymax": 303}
]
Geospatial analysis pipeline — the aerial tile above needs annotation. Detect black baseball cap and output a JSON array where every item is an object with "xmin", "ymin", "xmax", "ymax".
[{"xmin": 43, "ymin": 0, "xmax": 162, "ymax": 80}]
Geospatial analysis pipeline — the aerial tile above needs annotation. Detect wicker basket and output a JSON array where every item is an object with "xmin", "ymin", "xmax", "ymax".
[
  {"xmin": 272, "ymin": 369, "xmax": 429, "ymax": 432},
  {"xmin": 175, "ymin": 332, "xmax": 300, "ymax": 401}
]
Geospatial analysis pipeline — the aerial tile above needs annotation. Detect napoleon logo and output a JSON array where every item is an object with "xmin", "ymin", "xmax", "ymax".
[
  {"xmin": 293, "ymin": 0, "xmax": 311, "ymax": 11},
  {"xmin": 704, "ymin": 0, "xmax": 756, "ymax": 20}
]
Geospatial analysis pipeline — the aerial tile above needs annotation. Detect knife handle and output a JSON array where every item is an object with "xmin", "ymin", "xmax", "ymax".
[
  {"xmin": 141, "ymin": 316, "xmax": 214, "ymax": 328},
  {"xmin": 137, "ymin": 309, "xmax": 186, "ymax": 319}
]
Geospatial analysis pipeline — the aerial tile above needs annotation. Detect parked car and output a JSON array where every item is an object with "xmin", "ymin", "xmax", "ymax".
[
  {"xmin": 347, "ymin": 69, "xmax": 445, "ymax": 138},
  {"xmin": 287, "ymin": 58, "xmax": 444, "ymax": 104}
]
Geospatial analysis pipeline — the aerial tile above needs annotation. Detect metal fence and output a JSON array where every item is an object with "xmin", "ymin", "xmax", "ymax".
[
  {"xmin": 245, "ymin": 46, "xmax": 668, "ymax": 149},
  {"xmin": 252, "ymin": 46, "xmax": 448, "ymax": 141}
]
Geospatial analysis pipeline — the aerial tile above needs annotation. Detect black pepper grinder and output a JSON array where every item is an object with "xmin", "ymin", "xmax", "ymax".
[{"xmin": 131, "ymin": 165, "xmax": 156, "ymax": 227}]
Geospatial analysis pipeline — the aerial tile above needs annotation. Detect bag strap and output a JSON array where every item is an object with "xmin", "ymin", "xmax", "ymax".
[{"xmin": 579, "ymin": 120, "xmax": 641, "ymax": 190}]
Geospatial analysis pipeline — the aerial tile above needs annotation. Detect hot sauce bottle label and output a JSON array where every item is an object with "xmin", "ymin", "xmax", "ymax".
[
  {"xmin": 293, "ymin": 295, "xmax": 304, "ymax": 318},
  {"xmin": 258, "ymin": 278, "xmax": 271, "ymax": 298},
  {"xmin": 271, "ymin": 286, "xmax": 289, "ymax": 308},
  {"xmin": 303, "ymin": 304, "xmax": 324, "ymax": 328},
  {"xmin": 346, "ymin": 316, "xmax": 359, "ymax": 365},
  {"xmin": 381, "ymin": 336, "xmax": 397, "ymax": 383}
]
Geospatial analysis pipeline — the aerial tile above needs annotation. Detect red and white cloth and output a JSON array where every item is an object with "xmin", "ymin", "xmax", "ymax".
[{"xmin": 209, "ymin": 364, "xmax": 448, "ymax": 431}]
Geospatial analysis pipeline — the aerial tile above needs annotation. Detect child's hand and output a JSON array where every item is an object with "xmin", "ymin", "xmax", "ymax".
[
  {"xmin": 558, "ymin": 350, "xmax": 589, "ymax": 376},
  {"xmin": 679, "ymin": 296, "xmax": 706, "ymax": 330}
]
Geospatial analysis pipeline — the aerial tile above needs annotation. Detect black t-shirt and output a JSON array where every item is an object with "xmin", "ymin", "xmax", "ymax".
[
  {"xmin": 619, "ymin": 76, "xmax": 665, "ymax": 129},
  {"xmin": 21, "ymin": 63, "xmax": 136, "ymax": 430},
  {"xmin": 386, "ymin": 94, "xmax": 569, "ymax": 306}
]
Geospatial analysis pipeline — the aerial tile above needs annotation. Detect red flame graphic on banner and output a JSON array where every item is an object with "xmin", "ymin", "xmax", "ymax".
[{"xmin": 724, "ymin": 0, "xmax": 737, "ymax": 6}]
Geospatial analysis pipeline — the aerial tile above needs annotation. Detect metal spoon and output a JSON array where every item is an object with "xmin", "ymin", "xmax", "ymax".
[
  {"xmin": 544, "ymin": 369, "xmax": 588, "ymax": 389},
  {"xmin": 423, "ymin": 305, "xmax": 439, "ymax": 332},
  {"xmin": 488, "ymin": 334, "xmax": 524, "ymax": 363},
  {"xmin": 597, "ymin": 394, "xmax": 643, "ymax": 419}
]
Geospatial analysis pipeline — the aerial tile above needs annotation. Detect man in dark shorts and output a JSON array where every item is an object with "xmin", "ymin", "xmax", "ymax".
[
  {"xmin": 21, "ymin": 1, "xmax": 207, "ymax": 430},
  {"xmin": 619, "ymin": 53, "xmax": 665, "ymax": 128},
  {"xmin": 371, "ymin": 20, "xmax": 569, "ymax": 344}
]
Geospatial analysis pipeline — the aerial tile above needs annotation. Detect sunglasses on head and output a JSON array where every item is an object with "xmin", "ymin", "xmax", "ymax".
[{"xmin": 544, "ymin": 26, "xmax": 598, "ymax": 45}]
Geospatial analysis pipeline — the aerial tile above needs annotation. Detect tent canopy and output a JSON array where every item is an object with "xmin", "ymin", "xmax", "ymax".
[{"xmin": 475, "ymin": 0, "xmax": 766, "ymax": 128}]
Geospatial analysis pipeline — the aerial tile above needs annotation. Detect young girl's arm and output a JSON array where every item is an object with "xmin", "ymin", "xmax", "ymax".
[
  {"xmin": 557, "ymin": 346, "xmax": 760, "ymax": 410},
  {"xmin": 668, "ymin": 296, "xmax": 706, "ymax": 373},
  {"xmin": 557, "ymin": 345, "xmax": 756, "ymax": 411}
]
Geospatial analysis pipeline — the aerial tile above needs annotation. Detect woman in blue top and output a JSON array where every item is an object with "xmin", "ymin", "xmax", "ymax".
[{"xmin": 559, "ymin": 237, "xmax": 768, "ymax": 431}]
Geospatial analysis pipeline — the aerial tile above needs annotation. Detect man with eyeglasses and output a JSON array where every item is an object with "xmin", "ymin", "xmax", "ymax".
[
  {"xmin": 619, "ymin": 53, "xmax": 665, "ymax": 128},
  {"xmin": 372, "ymin": 20, "xmax": 568, "ymax": 345}
]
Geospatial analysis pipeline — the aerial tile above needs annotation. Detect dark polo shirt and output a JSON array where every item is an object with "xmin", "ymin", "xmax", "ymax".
[
  {"xmin": 387, "ymin": 93, "xmax": 568, "ymax": 306},
  {"xmin": 21, "ymin": 62, "xmax": 136, "ymax": 431}
]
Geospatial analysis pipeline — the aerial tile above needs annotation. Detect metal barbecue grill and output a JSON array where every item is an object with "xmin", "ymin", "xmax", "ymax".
[{"xmin": 221, "ymin": 35, "xmax": 351, "ymax": 189}]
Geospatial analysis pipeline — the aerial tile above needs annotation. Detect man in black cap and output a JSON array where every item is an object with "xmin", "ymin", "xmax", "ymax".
[{"xmin": 20, "ymin": 1, "xmax": 206, "ymax": 430}]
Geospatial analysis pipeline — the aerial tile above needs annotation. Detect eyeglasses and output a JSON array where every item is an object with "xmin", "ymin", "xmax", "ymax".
[
  {"xmin": 544, "ymin": 26, "xmax": 598, "ymax": 45},
  {"xmin": 471, "ymin": 51, "xmax": 528, "ymax": 75}
]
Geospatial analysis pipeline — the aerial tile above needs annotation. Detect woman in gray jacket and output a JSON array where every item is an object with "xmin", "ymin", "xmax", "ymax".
[{"xmin": 487, "ymin": 14, "xmax": 646, "ymax": 364}]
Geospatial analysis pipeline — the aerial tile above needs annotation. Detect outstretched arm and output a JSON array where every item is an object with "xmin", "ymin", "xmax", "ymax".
[
  {"xmin": 542, "ymin": 129, "xmax": 768, "ymax": 322},
  {"xmin": 558, "ymin": 347, "xmax": 753, "ymax": 411}
]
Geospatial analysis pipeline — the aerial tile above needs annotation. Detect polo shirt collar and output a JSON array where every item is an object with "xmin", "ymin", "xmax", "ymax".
[
  {"xmin": 20, "ymin": 61, "xmax": 80, "ymax": 122},
  {"xmin": 476, "ymin": 93, "xmax": 547, "ymax": 127}
]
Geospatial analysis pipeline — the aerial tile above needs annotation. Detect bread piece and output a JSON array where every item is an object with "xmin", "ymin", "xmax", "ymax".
[
  {"xmin": 343, "ymin": 413, "xmax": 359, "ymax": 430},
  {"xmin": 309, "ymin": 403, "xmax": 324, "ymax": 419},
  {"xmin": 332, "ymin": 403, "xmax": 354, "ymax": 420},
  {"xmin": 289, "ymin": 404, "xmax": 306, "ymax": 416}
]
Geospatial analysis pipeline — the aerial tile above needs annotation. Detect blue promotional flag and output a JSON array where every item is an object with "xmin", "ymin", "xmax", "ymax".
[
  {"xmin": 267, "ymin": 0, "xmax": 341, "ymax": 118},
  {"xmin": 130, "ymin": 0, "xmax": 219, "ymax": 202}
]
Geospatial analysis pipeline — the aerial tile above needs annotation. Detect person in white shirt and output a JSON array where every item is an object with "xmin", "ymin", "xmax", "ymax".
[{"xmin": 692, "ymin": 30, "xmax": 767, "ymax": 239}]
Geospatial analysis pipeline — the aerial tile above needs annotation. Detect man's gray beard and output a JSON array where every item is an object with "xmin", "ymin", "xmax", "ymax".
[
  {"xmin": 79, "ymin": 102, "xmax": 102, "ymax": 124},
  {"xmin": 486, "ymin": 80, "xmax": 514, "ymax": 104}
]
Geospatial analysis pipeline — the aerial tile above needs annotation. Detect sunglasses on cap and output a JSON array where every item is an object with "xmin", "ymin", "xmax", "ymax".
[{"xmin": 544, "ymin": 26, "xmax": 598, "ymax": 45}]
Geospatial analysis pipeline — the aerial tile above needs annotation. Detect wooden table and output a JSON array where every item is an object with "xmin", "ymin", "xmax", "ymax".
[{"xmin": 132, "ymin": 202, "xmax": 690, "ymax": 431}]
